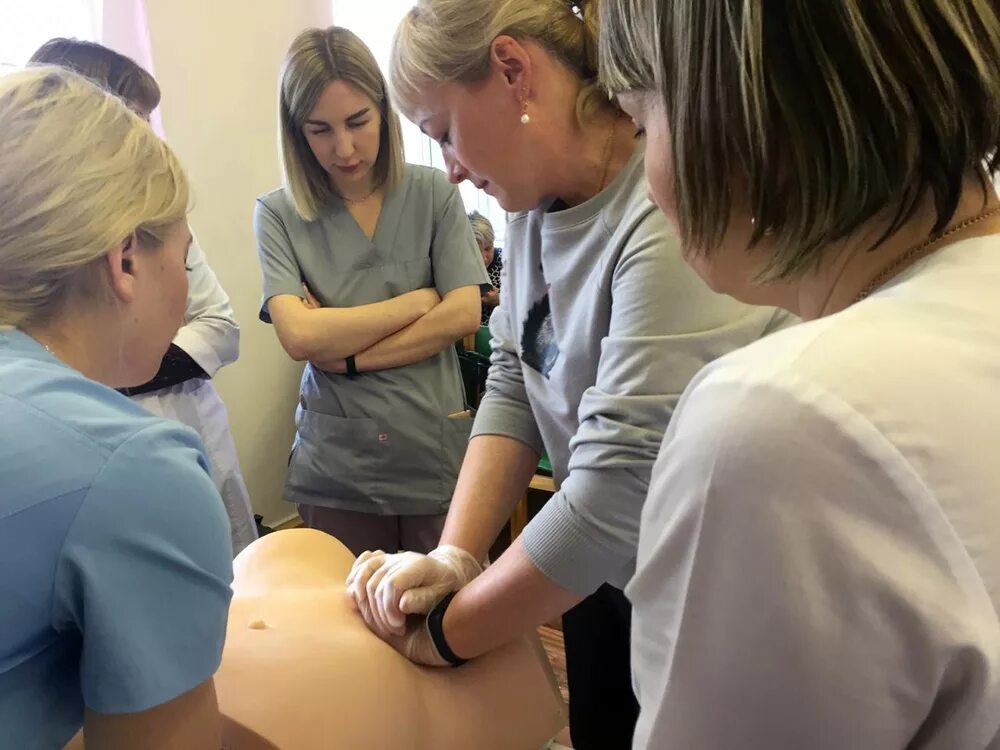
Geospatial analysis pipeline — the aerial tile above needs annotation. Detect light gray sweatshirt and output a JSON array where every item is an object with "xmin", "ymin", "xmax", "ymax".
[{"xmin": 471, "ymin": 144, "xmax": 795, "ymax": 594}]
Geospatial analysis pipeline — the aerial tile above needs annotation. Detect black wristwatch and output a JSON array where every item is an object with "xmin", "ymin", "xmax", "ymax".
[
  {"xmin": 427, "ymin": 592, "xmax": 467, "ymax": 667},
  {"xmin": 345, "ymin": 354, "xmax": 359, "ymax": 377}
]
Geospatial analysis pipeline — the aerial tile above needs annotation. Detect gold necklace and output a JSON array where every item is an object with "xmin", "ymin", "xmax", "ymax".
[
  {"xmin": 341, "ymin": 184, "xmax": 378, "ymax": 204},
  {"xmin": 855, "ymin": 206, "xmax": 1000, "ymax": 302}
]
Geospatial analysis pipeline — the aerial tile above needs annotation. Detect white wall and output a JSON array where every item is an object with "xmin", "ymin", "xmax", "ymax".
[{"xmin": 141, "ymin": 0, "xmax": 333, "ymax": 525}]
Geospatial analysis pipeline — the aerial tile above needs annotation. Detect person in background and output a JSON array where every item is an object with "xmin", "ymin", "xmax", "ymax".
[
  {"xmin": 468, "ymin": 210, "xmax": 502, "ymax": 325},
  {"xmin": 30, "ymin": 38, "xmax": 257, "ymax": 556},
  {"xmin": 0, "ymin": 66, "xmax": 231, "ymax": 750},
  {"xmin": 600, "ymin": 0, "xmax": 1000, "ymax": 747},
  {"xmin": 255, "ymin": 27, "xmax": 486, "ymax": 558},
  {"xmin": 347, "ymin": 1, "xmax": 794, "ymax": 747}
]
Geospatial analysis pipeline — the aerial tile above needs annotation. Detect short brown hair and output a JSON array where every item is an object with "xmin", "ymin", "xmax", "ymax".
[
  {"xmin": 600, "ymin": 0, "xmax": 1000, "ymax": 279},
  {"xmin": 29, "ymin": 38, "xmax": 160, "ymax": 114},
  {"xmin": 279, "ymin": 27, "xmax": 405, "ymax": 222}
]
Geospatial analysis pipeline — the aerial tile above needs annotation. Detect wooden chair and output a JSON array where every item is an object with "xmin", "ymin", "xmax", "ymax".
[{"xmin": 460, "ymin": 325, "xmax": 491, "ymax": 355}]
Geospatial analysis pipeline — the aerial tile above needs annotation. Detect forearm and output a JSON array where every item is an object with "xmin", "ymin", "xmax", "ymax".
[
  {"xmin": 439, "ymin": 435, "xmax": 540, "ymax": 560},
  {"xmin": 273, "ymin": 291, "xmax": 431, "ymax": 363},
  {"xmin": 443, "ymin": 539, "xmax": 582, "ymax": 659},
  {"xmin": 351, "ymin": 286, "xmax": 479, "ymax": 371}
]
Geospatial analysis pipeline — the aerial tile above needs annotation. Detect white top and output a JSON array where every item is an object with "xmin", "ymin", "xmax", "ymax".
[
  {"xmin": 173, "ymin": 236, "xmax": 239, "ymax": 377},
  {"xmin": 629, "ymin": 236, "xmax": 1000, "ymax": 749}
]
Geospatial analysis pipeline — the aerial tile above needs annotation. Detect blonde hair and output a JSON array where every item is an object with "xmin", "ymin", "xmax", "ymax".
[
  {"xmin": 0, "ymin": 66, "xmax": 189, "ymax": 329},
  {"xmin": 468, "ymin": 210, "xmax": 495, "ymax": 250},
  {"xmin": 390, "ymin": 0, "xmax": 613, "ymax": 124},
  {"xmin": 600, "ymin": 0, "xmax": 1000, "ymax": 279},
  {"xmin": 279, "ymin": 27, "xmax": 405, "ymax": 222}
]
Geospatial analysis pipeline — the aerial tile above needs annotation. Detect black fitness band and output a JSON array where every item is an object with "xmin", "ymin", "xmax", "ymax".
[
  {"xmin": 345, "ymin": 355, "xmax": 359, "ymax": 377},
  {"xmin": 427, "ymin": 592, "xmax": 467, "ymax": 667}
]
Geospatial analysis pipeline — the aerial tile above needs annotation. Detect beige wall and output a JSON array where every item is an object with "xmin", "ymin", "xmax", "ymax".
[{"xmin": 141, "ymin": 0, "xmax": 333, "ymax": 525}]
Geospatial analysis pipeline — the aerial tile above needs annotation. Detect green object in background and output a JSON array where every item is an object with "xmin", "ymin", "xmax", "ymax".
[
  {"xmin": 475, "ymin": 325, "xmax": 492, "ymax": 356},
  {"xmin": 537, "ymin": 453, "xmax": 552, "ymax": 476}
]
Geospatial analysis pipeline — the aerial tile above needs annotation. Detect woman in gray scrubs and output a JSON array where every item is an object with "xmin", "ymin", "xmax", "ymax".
[{"xmin": 254, "ymin": 27, "xmax": 487, "ymax": 556}]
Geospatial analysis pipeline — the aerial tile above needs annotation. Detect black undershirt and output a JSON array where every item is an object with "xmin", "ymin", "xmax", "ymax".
[{"xmin": 118, "ymin": 343, "xmax": 207, "ymax": 397}]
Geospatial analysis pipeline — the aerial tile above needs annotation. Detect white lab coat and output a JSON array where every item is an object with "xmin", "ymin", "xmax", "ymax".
[{"xmin": 132, "ymin": 237, "xmax": 257, "ymax": 557}]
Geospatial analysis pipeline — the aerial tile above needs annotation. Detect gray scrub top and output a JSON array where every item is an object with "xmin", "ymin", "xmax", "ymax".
[{"xmin": 254, "ymin": 164, "xmax": 488, "ymax": 515}]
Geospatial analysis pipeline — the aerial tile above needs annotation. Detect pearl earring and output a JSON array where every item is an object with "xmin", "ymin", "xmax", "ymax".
[
  {"xmin": 520, "ymin": 112, "xmax": 531, "ymax": 125},
  {"xmin": 520, "ymin": 87, "xmax": 530, "ymax": 125}
]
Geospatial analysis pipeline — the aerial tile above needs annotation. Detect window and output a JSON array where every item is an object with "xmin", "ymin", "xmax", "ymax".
[
  {"xmin": 0, "ymin": 0, "xmax": 104, "ymax": 69},
  {"xmin": 334, "ymin": 1, "xmax": 507, "ymax": 247}
]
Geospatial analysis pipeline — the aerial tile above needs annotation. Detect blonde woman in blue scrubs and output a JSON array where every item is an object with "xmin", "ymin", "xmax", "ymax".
[
  {"xmin": 255, "ymin": 27, "xmax": 487, "ymax": 556},
  {"xmin": 0, "ymin": 67, "xmax": 231, "ymax": 750}
]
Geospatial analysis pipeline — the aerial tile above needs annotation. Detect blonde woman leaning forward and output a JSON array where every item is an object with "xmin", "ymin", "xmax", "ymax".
[
  {"xmin": 30, "ymin": 37, "xmax": 257, "ymax": 557},
  {"xmin": 347, "ymin": 1, "xmax": 793, "ymax": 747},
  {"xmin": 255, "ymin": 28, "xmax": 487, "ymax": 557},
  {"xmin": 0, "ymin": 69, "xmax": 232, "ymax": 749},
  {"xmin": 600, "ymin": 0, "xmax": 1000, "ymax": 747}
]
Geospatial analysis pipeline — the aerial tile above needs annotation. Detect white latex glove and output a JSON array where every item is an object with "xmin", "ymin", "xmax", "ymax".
[
  {"xmin": 345, "ymin": 549, "xmax": 390, "ymax": 627},
  {"xmin": 346, "ymin": 545, "xmax": 482, "ymax": 637},
  {"xmin": 385, "ymin": 616, "xmax": 449, "ymax": 668}
]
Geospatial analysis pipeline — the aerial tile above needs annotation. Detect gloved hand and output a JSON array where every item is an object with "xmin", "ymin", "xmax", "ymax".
[
  {"xmin": 345, "ymin": 549, "xmax": 419, "ymax": 634},
  {"xmin": 345, "ymin": 545, "xmax": 483, "ymax": 637},
  {"xmin": 385, "ymin": 615, "xmax": 449, "ymax": 668}
]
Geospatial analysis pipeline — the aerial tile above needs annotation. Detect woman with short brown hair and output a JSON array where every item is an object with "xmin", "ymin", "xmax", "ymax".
[{"xmin": 601, "ymin": 0, "xmax": 1000, "ymax": 746}]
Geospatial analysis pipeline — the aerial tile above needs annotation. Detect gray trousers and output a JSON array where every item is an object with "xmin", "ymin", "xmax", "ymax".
[{"xmin": 297, "ymin": 504, "xmax": 447, "ymax": 556}]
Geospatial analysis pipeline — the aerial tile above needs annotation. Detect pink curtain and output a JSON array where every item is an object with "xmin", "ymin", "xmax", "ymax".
[{"xmin": 101, "ymin": 0, "xmax": 164, "ymax": 135}]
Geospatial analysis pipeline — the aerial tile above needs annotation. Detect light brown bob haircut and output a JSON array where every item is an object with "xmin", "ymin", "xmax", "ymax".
[
  {"xmin": 279, "ymin": 26, "xmax": 405, "ymax": 221},
  {"xmin": 600, "ymin": 0, "xmax": 1000, "ymax": 279}
]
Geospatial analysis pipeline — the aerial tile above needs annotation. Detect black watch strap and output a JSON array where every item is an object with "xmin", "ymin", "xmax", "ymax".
[
  {"xmin": 345, "ymin": 355, "xmax": 359, "ymax": 377},
  {"xmin": 427, "ymin": 592, "xmax": 467, "ymax": 667}
]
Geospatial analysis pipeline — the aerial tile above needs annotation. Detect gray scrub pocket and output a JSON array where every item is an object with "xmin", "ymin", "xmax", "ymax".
[
  {"xmin": 365, "ymin": 413, "xmax": 473, "ymax": 512},
  {"xmin": 286, "ymin": 408, "xmax": 377, "ymax": 505}
]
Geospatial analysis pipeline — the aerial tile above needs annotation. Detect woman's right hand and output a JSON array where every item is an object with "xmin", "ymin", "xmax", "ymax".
[{"xmin": 346, "ymin": 545, "xmax": 483, "ymax": 638}]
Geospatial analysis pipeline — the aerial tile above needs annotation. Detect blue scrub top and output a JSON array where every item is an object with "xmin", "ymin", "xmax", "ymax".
[{"xmin": 0, "ymin": 330, "xmax": 233, "ymax": 750}]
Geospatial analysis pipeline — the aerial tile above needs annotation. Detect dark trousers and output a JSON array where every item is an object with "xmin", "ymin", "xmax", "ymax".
[
  {"xmin": 296, "ymin": 504, "xmax": 447, "ymax": 556},
  {"xmin": 562, "ymin": 584, "xmax": 639, "ymax": 750}
]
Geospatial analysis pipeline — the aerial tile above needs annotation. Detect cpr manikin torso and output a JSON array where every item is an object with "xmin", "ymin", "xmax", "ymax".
[{"xmin": 218, "ymin": 529, "xmax": 566, "ymax": 749}]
